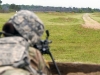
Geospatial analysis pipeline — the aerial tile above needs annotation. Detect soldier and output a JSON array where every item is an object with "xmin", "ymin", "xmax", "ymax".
[{"xmin": 0, "ymin": 10, "xmax": 51, "ymax": 75}]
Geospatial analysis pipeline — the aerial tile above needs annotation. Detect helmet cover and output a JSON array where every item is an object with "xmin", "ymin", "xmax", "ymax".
[{"xmin": 8, "ymin": 10, "xmax": 44, "ymax": 45}]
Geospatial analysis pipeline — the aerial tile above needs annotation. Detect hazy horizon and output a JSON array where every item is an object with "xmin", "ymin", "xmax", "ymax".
[{"xmin": 2, "ymin": 0, "xmax": 100, "ymax": 9}]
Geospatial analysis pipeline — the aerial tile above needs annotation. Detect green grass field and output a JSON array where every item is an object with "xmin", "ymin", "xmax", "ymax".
[{"xmin": 1, "ymin": 12, "xmax": 100, "ymax": 64}]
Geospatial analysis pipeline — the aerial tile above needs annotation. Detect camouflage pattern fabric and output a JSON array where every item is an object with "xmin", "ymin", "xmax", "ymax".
[
  {"xmin": 0, "ymin": 36, "xmax": 29, "ymax": 67},
  {"xmin": 29, "ymin": 47, "xmax": 51, "ymax": 75},
  {"xmin": 0, "ymin": 66, "xmax": 30, "ymax": 75},
  {"xmin": 0, "ymin": 47, "xmax": 52, "ymax": 75},
  {"xmin": 7, "ymin": 10, "xmax": 44, "ymax": 45}
]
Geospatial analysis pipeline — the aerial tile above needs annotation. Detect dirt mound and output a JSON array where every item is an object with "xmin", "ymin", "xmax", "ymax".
[{"xmin": 49, "ymin": 62, "xmax": 100, "ymax": 75}]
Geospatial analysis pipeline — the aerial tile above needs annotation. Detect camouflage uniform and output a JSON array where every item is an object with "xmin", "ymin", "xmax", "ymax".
[
  {"xmin": 0, "ymin": 10, "xmax": 51, "ymax": 75},
  {"xmin": 0, "ymin": 47, "xmax": 50, "ymax": 75}
]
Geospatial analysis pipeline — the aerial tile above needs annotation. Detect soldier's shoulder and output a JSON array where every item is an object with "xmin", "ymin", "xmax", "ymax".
[{"xmin": 29, "ymin": 47, "xmax": 41, "ymax": 57}]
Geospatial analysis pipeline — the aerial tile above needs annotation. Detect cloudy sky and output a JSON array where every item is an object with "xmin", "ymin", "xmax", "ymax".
[{"xmin": 2, "ymin": 0, "xmax": 100, "ymax": 9}]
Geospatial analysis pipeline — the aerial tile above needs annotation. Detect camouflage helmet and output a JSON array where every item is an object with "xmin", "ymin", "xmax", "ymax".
[{"xmin": 7, "ymin": 10, "xmax": 44, "ymax": 45}]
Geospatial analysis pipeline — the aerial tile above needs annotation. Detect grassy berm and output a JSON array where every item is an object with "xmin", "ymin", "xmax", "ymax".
[{"xmin": 1, "ymin": 12, "xmax": 100, "ymax": 75}]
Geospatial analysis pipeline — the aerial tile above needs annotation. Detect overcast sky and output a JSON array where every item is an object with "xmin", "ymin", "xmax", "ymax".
[{"xmin": 2, "ymin": 0, "xmax": 100, "ymax": 9}]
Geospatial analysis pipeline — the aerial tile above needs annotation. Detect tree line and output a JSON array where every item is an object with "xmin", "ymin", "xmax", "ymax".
[{"xmin": 0, "ymin": 2, "xmax": 100, "ymax": 13}]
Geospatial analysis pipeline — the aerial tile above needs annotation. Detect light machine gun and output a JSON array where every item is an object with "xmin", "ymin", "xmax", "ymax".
[{"xmin": 34, "ymin": 30, "xmax": 61, "ymax": 75}]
